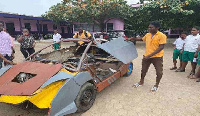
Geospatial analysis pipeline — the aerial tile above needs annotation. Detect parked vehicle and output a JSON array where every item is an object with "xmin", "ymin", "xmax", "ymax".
[{"xmin": 0, "ymin": 36, "xmax": 138, "ymax": 116}]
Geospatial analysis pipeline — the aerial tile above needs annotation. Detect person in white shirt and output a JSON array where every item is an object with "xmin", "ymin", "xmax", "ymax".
[
  {"xmin": 170, "ymin": 32, "xmax": 187, "ymax": 70},
  {"xmin": 53, "ymin": 29, "xmax": 62, "ymax": 50},
  {"xmin": 176, "ymin": 27, "xmax": 200, "ymax": 78}
]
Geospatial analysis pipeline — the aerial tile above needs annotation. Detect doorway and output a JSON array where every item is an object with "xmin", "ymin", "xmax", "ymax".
[{"xmin": 6, "ymin": 23, "xmax": 15, "ymax": 35}]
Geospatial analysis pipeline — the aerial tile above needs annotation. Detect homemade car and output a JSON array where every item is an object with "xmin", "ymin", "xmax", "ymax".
[{"xmin": 0, "ymin": 36, "xmax": 138, "ymax": 116}]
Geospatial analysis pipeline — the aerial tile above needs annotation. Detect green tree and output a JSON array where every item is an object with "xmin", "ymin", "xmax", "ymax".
[
  {"xmin": 125, "ymin": 0, "xmax": 200, "ymax": 36},
  {"xmin": 44, "ymin": 0, "xmax": 133, "ymax": 31}
]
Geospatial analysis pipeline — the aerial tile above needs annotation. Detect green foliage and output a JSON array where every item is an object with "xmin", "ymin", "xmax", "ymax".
[
  {"xmin": 44, "ymin": 0, "xmax": 133, "ymax": 31},
  {"xmin": 125, "ymin": 0, "xmax": 200, "ymax": 36}
]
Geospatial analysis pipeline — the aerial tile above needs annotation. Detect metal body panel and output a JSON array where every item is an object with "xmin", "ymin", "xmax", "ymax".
[
  {"xmin": 0, "ymin": 62, "xmax": 62, "ymax": 95},
  {"xmin": 50, "ymin": 78, "xmax": 80, "ymax": 116},
  {"xmin": 41, "ymin": 72, "xmax": 74, "ymax": 88},
  {"xmin": 73, "ymin": 72, "xmax": 93, "ymax": 86},
  {"xmin": 119, "ymin": 64, "xmax": 129, "ymax": 77},
  {"xmin": 96, "ymin": 72, "xmax": 121, "ymax": 92},
  {"xmin": 53, "ymin": 102, "xmax": 77, "ymax": 116},
  {"xmin": 50, "ymin": 72, "xmax": 94, "ymax": 116},
  {"xmin": 0, "ymin": 65, "xmax": 12, "ymax": 77},
  {"xmin": 97, "ymin": 37, "xmax": 138, "ymax": 64}
]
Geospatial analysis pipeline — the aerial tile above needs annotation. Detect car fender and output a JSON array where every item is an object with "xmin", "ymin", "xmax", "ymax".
[{"xmin": 50, "ymin": 72, "xmax": 93, "ymax": 116}]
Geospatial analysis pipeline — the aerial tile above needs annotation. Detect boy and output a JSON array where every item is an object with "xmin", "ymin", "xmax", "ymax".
[
  {"xmin": 170, "ymin": 32, "xmax": 187, "ymax": 70},
  {"xmin": 176, "ymin": 27, "xmax": 200, "ymax": 77},
  {"xmin": 53, "ymin": 29, "xmax": 62, "ymax": 50}
]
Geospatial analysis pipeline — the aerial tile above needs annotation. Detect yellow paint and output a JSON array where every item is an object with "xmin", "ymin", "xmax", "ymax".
[
  {"xmin": 59, "ymin": 68, "xmax": 78, "ymax": 75},
  {"xmin": 0, "ymin": 96, "xmax": 30, "ymax": 104},
  {"xmin": 29, "ymin": 80, "xmax": 66, "ymax": 108},
  {"xmin": 0, "ymin": 80, "xmax": 66, "ymax": 109}
]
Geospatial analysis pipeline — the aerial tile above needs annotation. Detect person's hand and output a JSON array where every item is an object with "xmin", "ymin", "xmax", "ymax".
[
  {"xmin": 143, "ymin": 55, "xmax": 151, "ymax": 60},
  {"xmin": 126, "ymin": 37, "xmax": 135, "ymax": 41},
  {"xmin": 194, "ymin": 52, "xmax": 198, "ymax": 58},
  {"xmin": 4, "ymin": 59, "xmax": 16, "ymax": 65},
  {"xmin": 180, "ymin": 50, "xmax": 183, "ymax": 54},
  {"xmin": 11, "ymin": 54, "xmax": 15, "ymax": 60}
]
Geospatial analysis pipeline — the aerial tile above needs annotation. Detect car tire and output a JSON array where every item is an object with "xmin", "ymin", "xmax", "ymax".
[
  {"xmin": 124, "ymin": 62, "xmax": 133, "ymax": 77},
  {"xmin": 75, "ymin": 82, "xmax": 97, "ymax": 112}
]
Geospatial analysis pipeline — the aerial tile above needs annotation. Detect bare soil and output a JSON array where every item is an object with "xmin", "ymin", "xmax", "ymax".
[{"xmin": 1, "ymin": 41, "xmax": 200, "ymax": 116}]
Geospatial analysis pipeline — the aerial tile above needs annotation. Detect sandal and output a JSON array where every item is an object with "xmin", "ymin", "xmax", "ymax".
[
  {"xmin": 170, "ymin": 67, "xmax": 177, "ymax": 70},
  {"xmin": 189, "ymin": 75, "xmax": 198, "ymax": 79},
  {"xmin": 151, "ymin": 86, "xmax": 158, "ymax": 92},
  {"xmin": 196, "ymin": 79, "xmax": 200, "ymax": 82},
  {"xmin": 133, "ymin": 83, "xmax": 142, "ymax": 88},
  {"xmin": 187, "ymin": 72, "xmax": 195, "ymax": 78},
  {"xmin": 175, "ymin": 69, "xmax": 185, "ymax": 72}
]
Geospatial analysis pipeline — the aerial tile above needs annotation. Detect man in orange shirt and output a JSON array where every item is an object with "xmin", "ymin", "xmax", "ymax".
[{"xmin": 127, "ymin": 21, "xmax": 167, "ymax": 92}]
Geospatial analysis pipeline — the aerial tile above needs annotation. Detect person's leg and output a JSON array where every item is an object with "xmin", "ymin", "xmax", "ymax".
[
  {"xmin": 191, "ymin": 62, "xmax": 197, "ymax": 74},
  {"xmin": 139, "ymin": 58, "xmax": 152, "ymax": 85},
  {"xmin": 179, "ymin": 60, "xmax": 183, "ymax": 69},
  {"xmin": 20, "ymin": 47, "xmax": 29, "ymax": 59},
  {"xmin": 196, "ymin": 67, "xmax": 200, "ymax": 82},
  {"xmin": 180, "ymin": 61, "xmax": 188, "ymax": 71},
  {"xmin": 170, "ymin": 59, "xmax": 177, "ymax": 70},
  {"xmin": 27, "ymin": 48, "xmax": 35, "ymax": 56},
  {"xmin": 177, "ymin": 51, "xmax": 188, "ymax": 72},
  {"xmin": 179, "ymin": 53, "xmax": 183, "ymax": 69},
  {"xmin": 189, "ymin": 52, "xmax": 196, "ymax": 74},
  {"xmin": 26, "ymin": 48, "xmax": 35, "ymax": 60},
  {"xmin": 171, "ymin": 49, "xmax": 179, "ymax": 70},
  {"xmin": 54, "ymin": 43, "xmax": 60, "ymax": 50},
  {"xmin": 152, "ymin": 57, "xmax": 163, "ymax": 87}
]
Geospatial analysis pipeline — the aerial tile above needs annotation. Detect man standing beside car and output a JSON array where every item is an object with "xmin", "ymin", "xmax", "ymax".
[
  {"xmin": 127, "ymin": 21, "xmax": 167, "ymax": 92},
  {"xmin": 0, "ymin": 23, "xmax": 15, "ymax": 69}
]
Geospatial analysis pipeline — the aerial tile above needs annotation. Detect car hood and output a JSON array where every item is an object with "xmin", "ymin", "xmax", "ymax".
[
  {"xmin": 96, "ymin": 37, "xmax": 138, "ymax": 64},
  {"xmin": 0, "ymin": 61, "xmax": 62, "ymax": 96}
]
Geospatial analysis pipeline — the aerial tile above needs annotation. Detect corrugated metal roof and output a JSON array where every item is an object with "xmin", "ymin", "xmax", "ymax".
[{"xmin": 0, "ymin": 11, "xmax": 51, "ymax": 21}]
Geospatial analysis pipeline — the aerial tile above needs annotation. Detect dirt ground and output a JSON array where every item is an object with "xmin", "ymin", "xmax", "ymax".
[{"xmin": 0, "ymin": 41, "xmax": 200, "ymax": 116}]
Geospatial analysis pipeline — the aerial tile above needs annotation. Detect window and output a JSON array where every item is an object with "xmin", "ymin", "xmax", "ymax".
[
  {"xmin": 43, "ymin": 24, "xmax": 48, "ymax": 32},
  {"xmin": 94, "ymin": 25, "xmax": 101, "ymax": 32},
  {"xmin": 53, "ymin": 24, "xmax": 57, "ymax": 30},
  {"xmin": 74, "ymin": 24, "xmax": 81, "ymax": 31},
  {"xmin": 25, "ymin": 23, "xmax": 31, "ymax": 31},
  {"xmin": 0, "ymin": 21, "xmax": 4, "ymax": 26},
  {"xmin": 107, "ymin": 23, "xmax": 113, "ymax": 31},
  {"xmin": 61, "ymin": 27, "xmax": 65, "ymax": 33},
  {"xmin": 6, "ymin": 23, "xmax": 15, "ymax": 35},
  {"xmin": 87, "ymin": 24, "xmax": 93, "ymax": 32}
]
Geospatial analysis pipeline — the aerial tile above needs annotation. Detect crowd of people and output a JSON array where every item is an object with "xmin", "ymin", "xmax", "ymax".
[{"xmin": 170, "ymin": 26, "xmax": 200, "ymax": 82}]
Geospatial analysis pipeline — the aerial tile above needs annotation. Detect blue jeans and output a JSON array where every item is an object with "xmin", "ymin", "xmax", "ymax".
[{"xmin": 0, "ymin": 55, "xmax": 11, "ymax": 69}]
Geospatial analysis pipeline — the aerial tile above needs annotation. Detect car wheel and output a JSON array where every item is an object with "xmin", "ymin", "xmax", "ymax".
[
  {"xmin": 124, "ymin": 62, "xmax": 133, "ymax": 77},
  {"xmin": 75, "ymin": 82, "xmax": 97, "ymax": 112}
]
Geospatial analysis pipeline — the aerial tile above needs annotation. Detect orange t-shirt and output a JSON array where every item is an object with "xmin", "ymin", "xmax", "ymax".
[{"xmin": 142, "ymin": 31, "xmax": 167, "ymax": 58}]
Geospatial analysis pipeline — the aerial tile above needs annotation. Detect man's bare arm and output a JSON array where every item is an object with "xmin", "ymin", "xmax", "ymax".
[
  {"xmin": 0, "ymin": 53, "xmax": 14, "ymax": 65},
  {"xmin": 127, "ymin": 37, "xmax": 143, "ymax": 41}
]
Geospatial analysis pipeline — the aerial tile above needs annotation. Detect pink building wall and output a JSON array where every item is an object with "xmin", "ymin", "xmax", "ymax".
[
  {"xmin": 106, "ymin": 18, "xmax": 124, "ymax": 31},
  {"xmin": 0, "ymin": 17, "xmax": 54, "ymax": 32},
  {"xmin": 73, "ymin": 18, "xmax": 124, "ymax": 34}
]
